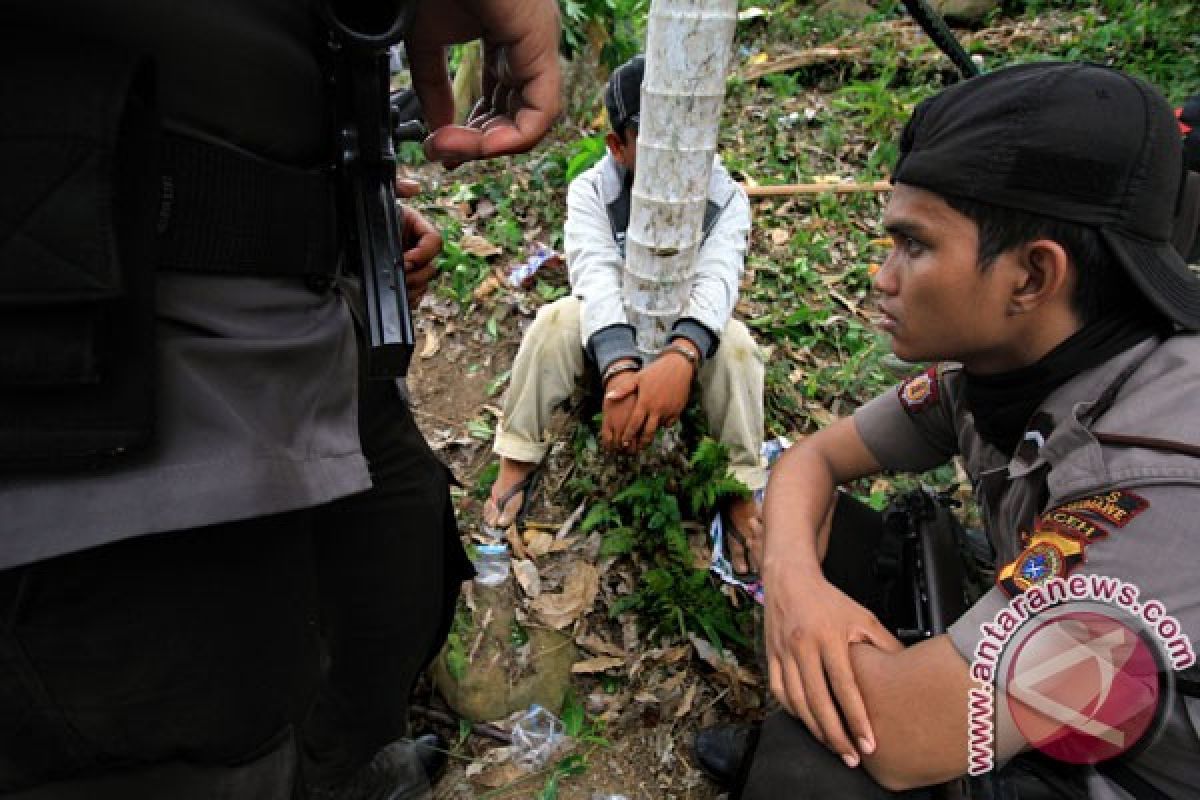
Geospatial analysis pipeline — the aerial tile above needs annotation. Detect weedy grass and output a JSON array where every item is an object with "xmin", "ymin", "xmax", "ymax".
[{"xmin": 416, "ymin": 4, "xmax": 1192, "ymax": 787}]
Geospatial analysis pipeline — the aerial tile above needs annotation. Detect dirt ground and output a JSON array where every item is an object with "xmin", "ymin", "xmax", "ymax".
[{"xmin": 406, "ymin": 294, "xmax": 745, "ymax": 799}]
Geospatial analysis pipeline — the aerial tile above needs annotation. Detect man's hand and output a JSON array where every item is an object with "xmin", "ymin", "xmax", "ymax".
[
  {"xmin": 600, "ymin": 366, "xmax": 640, "ymax": 451},
  {"xmin": 395, "ymin": 178, "xmax": 442, "ymax": 309},
  {"xmin": 616, "ymin": 345, "xmax": 695, "ymax": 452},
  {"xmin": 406, "ymin": 0, "xmax": 562, "ymax": 166},
  {"xmin": 764, "ymin": 557, "xmax": 902, "ymax": 769}
]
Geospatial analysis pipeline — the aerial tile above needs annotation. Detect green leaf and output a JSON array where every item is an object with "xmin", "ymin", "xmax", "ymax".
[
  {"xmin": 466, "ymin": 417, "xmax": 494, "ymax": 440},
  {"xmin": 581, "ymin": 501, "xmax": 618, "ymax": 533},
  {"xmin": 599, "ymin": 527, "xmax": 636, "ymax": 556},
  {"xmin": 486, "ymin": 369, "xmax": 512, "ymax": 398},
  {"xmin": 560, "ymin": 688, "xmax": 585, "ymax": 737}
]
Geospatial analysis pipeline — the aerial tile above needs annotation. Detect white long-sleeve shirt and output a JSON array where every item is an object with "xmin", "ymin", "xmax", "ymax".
[{"xmin": 564, "ymin": 152, "xmax": 751, "ymax": 371}]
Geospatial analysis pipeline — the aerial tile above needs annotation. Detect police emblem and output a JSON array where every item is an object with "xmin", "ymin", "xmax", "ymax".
[
  {"xmin": 998, "ymin": 522, "xmax": 1086, "ymax": 596},
  {"xmin": 1015, "ymin": 542, "xmax": 1063, "ymax": 587},
  {"xmin": 898, "ymin": 366, "xmax": 940, "ymax": 414}
]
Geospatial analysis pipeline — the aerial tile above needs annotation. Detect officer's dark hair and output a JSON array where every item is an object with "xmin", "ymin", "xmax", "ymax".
[{"xmin": 942, "ymin": 194, "xmax": 1155, "ymax": 325}]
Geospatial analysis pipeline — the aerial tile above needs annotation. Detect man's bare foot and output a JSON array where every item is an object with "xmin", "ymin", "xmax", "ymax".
[
  {"xmin": 725, "ymin": 495, "xmax": 763, "ymax": 577},
  {"xmin": 482, "ymin": 457, "xmax": 538, "ymax": 530}
]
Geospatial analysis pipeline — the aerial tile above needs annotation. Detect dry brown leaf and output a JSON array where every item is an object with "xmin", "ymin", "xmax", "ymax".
[
  {"xmin": 633, "ymin": 690, "xmax": 659, "ymax": 705},
  {"xmin": 571, "ymin": 655, "xmax": 624, "ymax": 674},
  {"xmin": 506, "ymin": 525, "xmax": 529, "ymax": 561},
  {"xmin": 419, "ymin": 328, "xmax": 440, "ymax": 360},
  {"xmin": 577, "ymin": 634, "xmax": 628, "ymax": 659},
  {"xmin": 674, "ymin": 682, "xmax": 699, "ymax": 719},
  {"xmin": 659, "ymin": 670, "xmax": 688, "ymax": 695},
  {"xmin": 472, "ymin": 272, "xmax": 502, "ymax": 301},
  {"xmin": 530, "ymin": 562, "xmax": 599, "ymax": 629},
  {"xmin": 512, "ymin": 558, "xmax": 541, "ymax": 597},
  {"xmin": 459, "ymin": 233, "xmax": 502, "ymax": 258},
  {"xmin": 523, "ymin": 530, "xmax": 556, "ymax": 558},
  {"xmin": 661, "ymin": 644, "xmax": 691, "ymax": 664},
  {"xmin": 769, "ymin": 228, "xmax": 790, "ymax": 246},
  {"xmin": 470, "ymin": 762, "xmax": 525, "ymax": 789}
]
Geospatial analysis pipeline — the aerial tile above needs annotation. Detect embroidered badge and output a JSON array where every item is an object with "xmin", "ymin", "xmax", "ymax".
[
  {"xmin": 998, "ymin": 522, "xmax": 1086, "ymax": 596},
  {"xmin": 1057, "ymin": 490, "xmax": 1149, "ymax": 529},
  {"xmin": 1040, "ymin": 509, "xmax": 1107, "ymax": 542},
  {"xmin": 898, "ymin": 366, "xmax": 940, "ymax": 415}
]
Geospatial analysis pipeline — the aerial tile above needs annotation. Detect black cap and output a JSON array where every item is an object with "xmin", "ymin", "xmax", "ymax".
[
  {"xmin": 604, "ymin": 55, "xmax": 644, "ymax": 134},
  {"xmin": 894, "ymin": 62, "xmax": 1200, "ymax": 330}
]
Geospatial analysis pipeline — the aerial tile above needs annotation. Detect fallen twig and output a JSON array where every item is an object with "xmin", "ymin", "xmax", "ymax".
[
  {"xmin": 742, "ymin": 181, "xmax": 892, "ymax": 198},
  {"xmin": 411, "ymin": 704, "xmax": 514, "ymax": 744},
  {"xmin": 555, "ymin": 500, "xmax": 588, "ymax": 541}
]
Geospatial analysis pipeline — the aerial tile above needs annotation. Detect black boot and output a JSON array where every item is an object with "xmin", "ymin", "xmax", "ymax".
[
  {"xmin": 694, "ymin": 724, "xmax": 757, "ymax": 789},
  {"xmin": 311, "ymin": 733, "xmax": 447, "ymax": 800}
]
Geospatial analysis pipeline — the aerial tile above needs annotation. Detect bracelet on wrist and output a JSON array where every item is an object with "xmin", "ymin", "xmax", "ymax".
[
  {"xmin": 602, "ymin": 360, "xmax": 640, "ymax": 386},
  {"xmin": 662, "ymin": 341, "xmax": 700, "ymax": 370}
]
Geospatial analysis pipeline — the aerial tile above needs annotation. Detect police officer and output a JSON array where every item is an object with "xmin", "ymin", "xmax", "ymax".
[
  {"xmin": 702, "ymin": 63, "xmax": 1200, "ymax": 798},
  {"xmin": 0, "ymin": 1, "xmax": 560, "ymax": 797}
]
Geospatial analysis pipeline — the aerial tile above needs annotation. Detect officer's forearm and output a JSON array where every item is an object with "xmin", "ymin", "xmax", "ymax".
[{"xmin": 852, "ymin": 636, "xmax": 973, "ymax": 790}]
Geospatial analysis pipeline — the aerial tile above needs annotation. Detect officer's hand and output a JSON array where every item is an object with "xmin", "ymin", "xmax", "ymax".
[
  {"xmin": 396, "ymin": 178, "xmax": 442, "ymax": 309},
  {"xmin": 600, "ymin": 367, "xmax": 640, "ymax": 452},
  {"xmin": 764, "ymin": 559, "xmax": 902, "ymax": 769},
  {"xmin": 618, "ymin": 347, "xmax": 694, "ymax": 453},
  {"xmin": 406, "ymin": 0, "xmax": 562, "ymax": 166}
]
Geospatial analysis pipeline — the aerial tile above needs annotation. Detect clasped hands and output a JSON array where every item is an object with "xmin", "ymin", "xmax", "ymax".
[
  {"xmin": 763, "ymin": 549, "xmax": 903, "ymax": 771},
  {"xmin": 600, "ymin": 346, "xmax": 697, "ymax": 454}
]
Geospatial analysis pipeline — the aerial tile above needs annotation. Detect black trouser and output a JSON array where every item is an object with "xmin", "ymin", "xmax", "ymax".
[
  {"xmin": 301, "ymin": 377, "xmax": 472, "ymax": 791},
  {"xmin": 0, "ymin": 510, "xmax": 321, "ymax": 797},
  {"xmin": 736, "ymin": 494, "xmax": 1078, "ymax": 800},
  {"xmin": 736, "ymin": 492, "xmax": 930, "ymax": 799}
]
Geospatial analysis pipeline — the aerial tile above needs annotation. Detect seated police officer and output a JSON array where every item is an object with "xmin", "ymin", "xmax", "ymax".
[
  {"xmin": 699, "ymin": 63, "xmax": 1200, "ymax": 798},
  {"xmin": 0, "ymin": 1, "xmax": 560, "ymax": 798}
]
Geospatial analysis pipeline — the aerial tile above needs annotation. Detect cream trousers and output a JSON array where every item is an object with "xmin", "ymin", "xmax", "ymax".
[{"xmin": 493, "ymin": 296, "xmax": 767, "ymax": 490}]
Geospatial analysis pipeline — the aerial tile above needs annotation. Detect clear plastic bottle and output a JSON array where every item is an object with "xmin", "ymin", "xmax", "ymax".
[{"xmin": 473, "ymin": 542, "xmax": 511, "ymax": 587}]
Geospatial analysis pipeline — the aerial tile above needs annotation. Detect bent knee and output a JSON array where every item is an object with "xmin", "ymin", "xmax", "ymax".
[
  {"xmin": 714, "ymin": 319, "xmax": 763, "ymax": 367},
  {"xmin": 526, "ymin": 297, "xmax": 582, "ymax": 350}
]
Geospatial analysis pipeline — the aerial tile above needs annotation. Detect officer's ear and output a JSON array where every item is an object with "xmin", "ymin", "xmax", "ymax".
[{"xmin": 1009, "ymin": 238, "xmax": 1072, "ymax": 316}]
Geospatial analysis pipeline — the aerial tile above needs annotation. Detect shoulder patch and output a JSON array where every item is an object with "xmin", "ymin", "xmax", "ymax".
[
  {"xmin": 998, "ymin": 520, "xmax": 1086, "ymax": 596},
  {"xmin": 1056, "ymin": 490, "xmax": 1149, "ymax": 528},
  {"xmin": 898, "ymin": 366, "xmax": 941, "ymax": 415}
]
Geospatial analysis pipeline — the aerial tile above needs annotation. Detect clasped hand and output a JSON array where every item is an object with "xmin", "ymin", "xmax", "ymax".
[{"xmin": 600, "ymin": 353, "xmax": 694, "ymax": 453}]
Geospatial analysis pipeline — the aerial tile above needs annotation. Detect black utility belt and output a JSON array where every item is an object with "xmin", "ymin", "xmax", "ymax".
[{"xmin": 0, "ymin": 36, "xmax": 337, "ymax": 471}]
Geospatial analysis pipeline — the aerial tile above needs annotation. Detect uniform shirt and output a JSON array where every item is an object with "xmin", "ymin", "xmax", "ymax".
[
  {"xmin": 0, "ymin": 1, "xmax": 372, "ymax": 569},
  {"xmin": 564, "ymin": 152, "xmax": 751, "ymax": 373},
  {"xmin": 854, "ymin": 334, "xmax": 1200, "ymax": 796}
]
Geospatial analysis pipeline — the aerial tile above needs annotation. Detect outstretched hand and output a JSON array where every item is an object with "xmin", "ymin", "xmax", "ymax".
[{"xmin": 406, "ymin": 0, "xmax": 562, "ymax": 166}]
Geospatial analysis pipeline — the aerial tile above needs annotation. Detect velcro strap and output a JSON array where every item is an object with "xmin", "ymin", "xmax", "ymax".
[{"xmin": 157, "ymin": 133, "xmax": 337, "ymax": 277}]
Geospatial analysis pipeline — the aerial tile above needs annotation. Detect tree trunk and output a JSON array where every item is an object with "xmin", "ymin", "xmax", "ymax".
[{"xmin": 624, "ymin": 0, "xmax": 739, "ymax": 354}]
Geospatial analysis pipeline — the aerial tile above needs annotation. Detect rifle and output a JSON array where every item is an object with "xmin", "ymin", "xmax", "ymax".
[
  {"xmin": 881, "ymin": 488, "xmax": 986, "ymax": 642},
  {"xmin": 325, "ymin": 2, "xmax": 417, "ymax": 379},
  {"xmin": 880, "ymin": 489, "xmax": 992, "ymax": 800}
]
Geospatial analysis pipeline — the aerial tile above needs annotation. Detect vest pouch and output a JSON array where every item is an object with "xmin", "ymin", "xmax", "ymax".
[{"xmin": 0, "ymin": 37, "xmax": 159, "ymax": 469}]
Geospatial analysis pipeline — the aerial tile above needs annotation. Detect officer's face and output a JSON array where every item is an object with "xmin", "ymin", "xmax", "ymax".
[{"xmin": 875, "ymin": 184, "xmax": 1024, "ymax": 373}]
